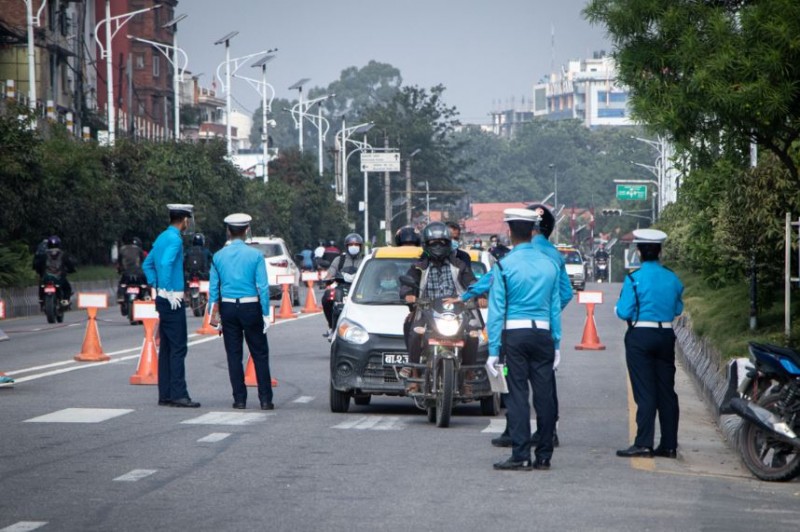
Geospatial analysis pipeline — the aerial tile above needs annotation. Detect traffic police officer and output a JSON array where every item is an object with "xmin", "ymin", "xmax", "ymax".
[
  {"xmin": 208, "ymin": 213, "xmax": 274, "ymax": 410},
  {"xmin": 488, "ymin": 208, "xmax": 561, "ymax": 471},
  {"xmin": 615, "ymin": 229, "xmax": 684, "ymax": 458},
  {"xmin": 143, "ymin": 204, "xmax": 200, "ymax": 408}
]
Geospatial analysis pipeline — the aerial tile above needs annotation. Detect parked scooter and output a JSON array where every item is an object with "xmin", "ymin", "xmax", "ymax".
[{"xmin": 721, "ymin": 342, "xmax": 800, "ymax": 481}]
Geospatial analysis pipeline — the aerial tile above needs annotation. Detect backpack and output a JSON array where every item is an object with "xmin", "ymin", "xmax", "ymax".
[
  {"xmin": 186, "ymin": 246, "xmax": 208, "ymax": 273},
  {"xmin": 45, "ymin": 249, "xmax": 63, "ymax": 276},
  {"xmin": 119, "ymin": 245, "xmax": 142, "ymax": 273}
]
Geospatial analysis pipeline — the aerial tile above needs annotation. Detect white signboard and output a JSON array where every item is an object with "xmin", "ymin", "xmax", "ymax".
[
  {"xmin": 276, "ymin": 274, "xmax": 295, "ymax": 285},
  {"xmin": 577, "ymin": 291, "xmax": 604, "ymax": 305},
  {"xmin": 78, "ymin": 293, "xmax": 108, "ymax": 309},
  {"xmin": 360, "ymin": 152, "xmax": 401, "ymax": 172},
  {"xmin": 301, "ymin": 271, "xmax": 319, "ymax": 282},
  {"xmin": 133, "ymin": 301, "xmax": 159, "ymax": 320}
]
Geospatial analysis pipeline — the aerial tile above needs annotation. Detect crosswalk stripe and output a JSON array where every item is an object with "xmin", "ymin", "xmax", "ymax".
[
  {"xmin": 332, "ymin": 416, "xmax": 406, "ymax": 431},
  {"xmin": 0, "ymin": 522, "xmax": 48, "ymax": 532},
  {"xmin": 481, "ymin": 418, "xmax": 536, "ymax": 433},
  {"xmin": 181, "ymin": 412, "xmax": 273, "ymax": 426},
  {"xmin": 197, "ymin": 432, "xmax": 231, "ymax": 443},
  {"xmin": 113, "ymin": 469, "xmax": 157, "ymax": 482},
  {"xmin": 24, "ymin": 408, "xmax": 133, "ymax": 424},
  {"xmin": 292, "ymin": 396, "xmax": 315, "ymax": 403}
]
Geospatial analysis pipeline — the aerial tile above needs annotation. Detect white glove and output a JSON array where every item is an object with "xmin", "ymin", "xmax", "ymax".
[
  {"xmin": 263, "ymin": 315, "xmax": 271, "ymax": 334},
  {"xmin": 554, "ymin": 349, "xmax": 561, "ymax": 370},
  {"xmin": 342, "ymin": 272, "xmax": 355, "ymax": 283},
  {"xmin": 157, "ymin": 289, "xmax": 182, "ymax": 310},
  {"xmin": 485, "ymin": 355, "xmax": 500, "ymax": 378}
]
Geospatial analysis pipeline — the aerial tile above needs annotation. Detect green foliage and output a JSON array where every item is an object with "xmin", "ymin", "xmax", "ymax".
[{"xmin": 0, "ymin": 243, "xmax": 36, "ymax": 288}]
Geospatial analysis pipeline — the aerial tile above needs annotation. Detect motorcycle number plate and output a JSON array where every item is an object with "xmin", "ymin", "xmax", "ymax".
[
  {"xmin": 189, "ymin": 282, "xmax": 200, "ymax": 288},
  {"xmin": 127, "ymin": 287, "xmax": 140, "ymax": 294},
  {"xmin": 428, "ymin": 339, "xmax": 464, "ymax": 347},
  {"xmin": 383, "ymin": 353, "xmax": 409, "ymax": 366},
  {"xmin": 44, "ymin": 286, "xmax": 56, "ymax": 293}
]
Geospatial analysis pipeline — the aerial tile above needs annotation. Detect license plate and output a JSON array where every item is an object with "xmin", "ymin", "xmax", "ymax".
[
  {"xmin": 126, "ymin": 287, "xmax": 140, "ymax": 294},
  {"xmin": 44, "ymin": 286, "xmax": 56, "ymax": 293},
  {"xmin": 429, "ymin": 338, "xmax": 464, "ymax": 347},
  {"xmin": 383, "ymin": 353, "xmax": 409, "ymax": 365},
  {"xmin": 189, "ymin": 281, "xmax": 200, "ymax": 288}
]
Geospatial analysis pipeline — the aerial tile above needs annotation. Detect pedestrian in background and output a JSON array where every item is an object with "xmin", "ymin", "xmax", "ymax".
[
  {"xmin": 487, "ymin": 208, "xmax": 561, "ymax": 471},
  {"xmin": 615, "ymin": 229, "xmax": 684, "ymax": 459},
  {"xmin": 143, "ymin": 204, "xmax": 200, "ymax": 408},
  {"xmin": 208, "ymin": 213, "xmax": 274, "ymax": 410}
]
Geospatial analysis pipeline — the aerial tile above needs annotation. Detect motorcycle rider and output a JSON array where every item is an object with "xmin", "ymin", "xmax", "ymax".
[
  {"xmin": 34, "ymin": 236, "xmax": 76, "ymax": 308},
  {"xmin": 321, "ymin": 233, "xmax": 365, "ymax": 337},
  {"xmin": 394, "ymin": 225, "xmax": 422, "ymax": 247},
  {"xmin": 444, "ymin": 221, "xmax": 474, "ymax": 265},
  {"xmin": 185, "ymin": 233, "xmax": 213, "ymax": 281},
  {"xmin": 321, "ymin": 239, "xmax": 342, "ymax": 266},
  {"xmin": 594, "ymin": 243, "xmax": 610, "ymax": 281},
  {"xmin": 489, "ymin": 234, "xmax": 511, "ymax": 260},
  {"xmin": 117, "ymin": 236, "xmax": 147, "ymax": 302},
  {"xmin": 399, "ymin": 222, "xmax": 478, "ymax": 392}
]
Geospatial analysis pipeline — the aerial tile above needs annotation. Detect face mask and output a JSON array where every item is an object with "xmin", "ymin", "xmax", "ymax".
[
  {"xmin": 380, "ymin": 280, "xmax": 397, "ymax": 290},
  {"xmin": 451, "ymin": 241, "xmax": 459, "ymax": 251},
  {"xmin": 347, "ymin": 246, "xmax": 360, "ymax": 256}
]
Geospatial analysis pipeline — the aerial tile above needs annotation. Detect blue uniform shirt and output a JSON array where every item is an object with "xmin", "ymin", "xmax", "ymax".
[
  {"xmin": 532, "ymin": 234, "xmax": 573, "ymax": 311},
  {"xmin": 208, "ymin": 239, "xmax": 271, "ymax": 316},
  {"xmin": 487, "ymin": 242, "xmax": 561, "ymax": 356},
  {"xmin": 143, "ymin": 226, "xmax": 184, "ymax": 292},
  {"xmin": 615, "ymin": 260, "xmax": 683, "ymax": 323}
]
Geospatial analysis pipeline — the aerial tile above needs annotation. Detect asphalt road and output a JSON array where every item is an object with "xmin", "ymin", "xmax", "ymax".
[{"xmin": 1, "ymin": 283, "xmax": 799, "ymax": 532}]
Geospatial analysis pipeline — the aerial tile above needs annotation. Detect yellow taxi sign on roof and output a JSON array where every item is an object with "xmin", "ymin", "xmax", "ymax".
[{"xmin": 373, "ymin": 246, "xmax": 424, "ymax": 259}]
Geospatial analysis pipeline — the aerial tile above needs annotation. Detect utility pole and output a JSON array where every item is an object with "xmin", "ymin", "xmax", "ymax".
[{"xmin": 384, "ymin": 133, "xmax": 391, "ymax": 245}]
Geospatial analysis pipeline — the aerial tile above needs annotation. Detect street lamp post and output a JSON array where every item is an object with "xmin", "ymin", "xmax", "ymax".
[
  {"xmin": 406, "ymin": 148, "xmax": 421, "ymax": 225},
  {"xmin": 288, "ymin": 78, "xmax": 310, "ymax": 152},
  {"xmin": 128, "ymin": 17, "xmax": 189, "ymax": 140},
  {"xmin": 289, "ymin": 93, "xmax": 333, "ymax": 176},
  {"xmin": 629, "ymin": 161, "xmax": 661, "ymax": 222},
  {"xmin": 23, "ymin": 0, "xmax": 47, "ymax": 121},
  {"xmin": 549, "ymin": 163, "xmax": 559, "ymax": 241},
  {"xmin": 213, "ymin": 31, "xmax": 239, "ymax": 156},
  {"xmin": 96, "ymin": 1, "xmax": 161, "ymax": 145},
  {"xmin": 336, "ymin": 120, "xmax": 374, "ymax": 212},
  {"xmin": 234, "ymin": 52, "xmax": 277, "ymax": 182}
]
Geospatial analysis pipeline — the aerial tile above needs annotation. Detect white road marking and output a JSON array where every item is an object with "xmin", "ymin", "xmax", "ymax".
[
  {"xmin": 181, "ymin": 412, "xmax": 273, "ymax": 426},
  {"xmin": 197, "ymin": 432, "xmax": 232, "ymax": 443},
  {"xmin": 481, "ymin": 418, "xmax": 537, "ymax": 433},
  {"xmin": 292, "ymin": 396, "xmax": 315, "ymax": 403},
  {"xmin": 24, "ymin": 408, "xmax": 134, "ymax": 424},
  {"xmin": 0, "ymin": 522, "xmax": 48, "ymax": 532},
  {"xmin": 332, "ymin": 416, "xmax": 406, "ymax": 431},
  {"xmin": 113, "ymin": 469, "xmax": 157, "ymax": 482}
]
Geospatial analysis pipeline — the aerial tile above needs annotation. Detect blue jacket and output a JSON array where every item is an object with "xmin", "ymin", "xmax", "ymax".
[
  {"xmin": 208, "ymin": 239, "xmax": 271, "ymax": 317},
  {"xmin": 615, "ymin": 261, "xmax": 683, "ymax": 323},
  {"xmin": 487, "ymin": 242, "xmax": 561, "ymax": 356},
  {"xmin": 143, "ymin": 226, "xmax": 184, "ymax": 292}
]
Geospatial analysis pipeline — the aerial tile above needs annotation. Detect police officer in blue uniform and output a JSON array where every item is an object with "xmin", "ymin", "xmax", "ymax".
[
  {"xmin": 488, "ymin": 208, "xmax": 561, "ymax": 471},
  {"xmin": 143, "ymin": 204, "xmax": 200, "ymax": 408},
  {"xmin": 615, "ymin": 229, "xmax": 684, "ymax": 458},
  {"xmin": 208, "ymin": 213, "xmax": 274, "ymax": 410}
]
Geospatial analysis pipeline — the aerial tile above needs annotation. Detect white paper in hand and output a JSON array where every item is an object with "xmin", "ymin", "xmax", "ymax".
[{"xmin": 487, "ymin": 363, "xmax": 508, "ymax": 394}]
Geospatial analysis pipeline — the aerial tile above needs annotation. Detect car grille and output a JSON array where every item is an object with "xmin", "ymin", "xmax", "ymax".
[{"xmin": 363, "ymin": 352, "xmax": 401, "ymax": 384}]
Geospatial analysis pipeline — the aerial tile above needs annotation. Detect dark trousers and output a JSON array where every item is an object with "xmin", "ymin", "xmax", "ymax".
[
  {"xmin": 500, "ymin": 369, "xmax": 559, "ymax": 438},
  {"xmin": 220, "ymin": 301, "xmax": 272, "ymax": 404},
  {"xmin": 625, "ymin": 327, "xmax": 679, "ymax": 450},
  {"xmin": 505, "ymin": 328, "xmax": 556, "ymax": 462},
  {"xmin": 156, "ymin": 297, "xmax": 189, "ymax": 402}
]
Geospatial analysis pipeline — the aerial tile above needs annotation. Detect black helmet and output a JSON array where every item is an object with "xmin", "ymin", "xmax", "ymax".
[
  {"xmin": 526, "ymin": 203, "xmax": 555, "ymax": 238},
  {"xmin": 344, "ymin": 233, "xmax": 364, "ymax": 256},
  {"xmin": 47, "ymin": 235, "xmax": 61, "ymax": 249},
  {"xmin": 422, "ymin": 222, "xmax": 452, "ymax": 261},
  {"xmin": 132, "ymin": 237, "xmax": 142, "ymax": 248},
  {"xmin": 394, "ymin": 225, "xmax": 421, "ymax": 247},
  {"xmin": 192, "ymin": 233, "xmax": 205, "ymax": 247}
]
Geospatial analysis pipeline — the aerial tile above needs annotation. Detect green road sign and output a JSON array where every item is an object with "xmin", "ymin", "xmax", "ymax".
[{"xmin": 616, "ymin": 184, "xmax": 647, "ymax": 201}]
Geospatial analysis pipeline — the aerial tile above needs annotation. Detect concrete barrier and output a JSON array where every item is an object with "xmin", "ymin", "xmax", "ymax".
[{"xmin": 0, "ymin": 279, "xmax": 118, "ymax": 319}]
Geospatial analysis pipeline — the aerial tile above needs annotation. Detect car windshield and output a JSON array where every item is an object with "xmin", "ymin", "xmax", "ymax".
[
  {"xmin": 471, "ymin": 261, "xmax": 487, "ymax": 279},
  {"xmin": 248, "ymin": 243, "xmax": 283, "ymax": 258},
  {"xmin": 560, "ymin": 250, "xmax": 583, "ymax": 264},
  {"xmin": 350, "ymin": 258, "xmax": 416, "ymax": 305}
]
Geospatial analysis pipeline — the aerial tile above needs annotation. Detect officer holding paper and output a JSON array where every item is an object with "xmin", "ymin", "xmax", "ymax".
[
  {"xmin": 208, "ymin": 213, "xmax": 274, "ymax": 411},
  {"xmin": 486, "ymin": 208, "xmax": 561, "ymax": 471}
]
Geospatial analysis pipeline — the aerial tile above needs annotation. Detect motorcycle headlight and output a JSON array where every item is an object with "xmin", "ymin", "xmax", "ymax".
[
  {"xmin": 337, "ymin": 320, "xmax": 369, "ymax": 345},
  {"xmin": 435, "ymin": 317, "xmax": 460, "ymax": 337}
]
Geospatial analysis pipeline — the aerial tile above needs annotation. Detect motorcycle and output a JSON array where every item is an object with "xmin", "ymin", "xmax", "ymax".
[
  {"xmin": 119, "ymin": 274, "xmax": 151, "ymax": 325},
  {"xmin": 721, "ymin": 342, "xmax": 800, "ymax": 481},
  {"xmin": 322, "ymin": 266, "xmax": 357, "ymax": 342},
  {"xmin": 595, "ymin": 258, "xmax": 608, "ymax": 283},
  {"xmin": 399, "ymin": 275, "xmax": 491, "ymax": 428},
  {"xmin": 186, "ymin": 273, "xmax": 208, "ymax": 318},
  {"xmin": 40, "ymin": 274, "xmax": 68, "ymax": 324}
]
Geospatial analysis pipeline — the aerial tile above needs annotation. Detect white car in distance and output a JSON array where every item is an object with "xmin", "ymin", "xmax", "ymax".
[{"xmin": 247, "ymin": 236, "xmax": 301, "ymax": 306}]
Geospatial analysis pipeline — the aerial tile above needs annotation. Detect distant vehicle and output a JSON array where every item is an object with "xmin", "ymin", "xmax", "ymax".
[
  {"xmin": 247, "ymin": 236, "xmax": 301, "ymax": 306},
  {"xmin": 556, "ymin": 245, "xmax": 586, "ymax": 291}
]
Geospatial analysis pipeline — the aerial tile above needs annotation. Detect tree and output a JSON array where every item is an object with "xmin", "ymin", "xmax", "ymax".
[{"xmin": 584, "ymin": 0, "xmax": 800, "ymax": 181}]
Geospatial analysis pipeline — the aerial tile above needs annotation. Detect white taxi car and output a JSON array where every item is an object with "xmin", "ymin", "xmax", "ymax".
[{"xmin": 247, "ymin": 236, "xmax": 301, "ymax": 305}]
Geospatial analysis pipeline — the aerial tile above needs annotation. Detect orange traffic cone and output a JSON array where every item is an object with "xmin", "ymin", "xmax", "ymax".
[
  {"xmin": 244, "ymin": 352, "xmax": 278, "ymax": 387},
  {"xmin": 301, "ymin": 280, "xmax": 322, "ymax": 314},
  {"xmin": 130, "ymin": 315, "xmax": 158, "ymax": 385},
  {"xmin": 575, "ymin": 303, "xmax": 606, "ymax": 350},
  {"xmin": 275, "ymin": 284, "xmax": 298, "ymax": 319},
  {"xmin": 74, "ymin": 307, "xmax": 110, "ymax": 361},
  {"xmin": 196, "ymin": 304, "xmax": 218, "ymax": 335}
]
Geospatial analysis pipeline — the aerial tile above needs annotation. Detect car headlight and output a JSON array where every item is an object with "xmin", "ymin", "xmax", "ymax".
[
  {"xmin": 435, "ymin": 317, "xmax": 460, "ymax": 337},
  {"xmin": 337, "ymin": 320, "xmax": 369, "ymax": 344}
]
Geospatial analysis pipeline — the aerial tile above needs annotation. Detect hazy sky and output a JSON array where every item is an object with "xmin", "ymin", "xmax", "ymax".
[{"xmin": 176, "ymin": 0, "xmax": 610, "ymax": 124}]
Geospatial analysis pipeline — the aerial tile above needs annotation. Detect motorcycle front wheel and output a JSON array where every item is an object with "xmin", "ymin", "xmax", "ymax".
[
  {"xmin": 738, "ymin": 392, "xmax": 800, "ymax": 481},
  {"xmin": 435, "ymin": 358, "xmax": 455, "ymax": 428}
]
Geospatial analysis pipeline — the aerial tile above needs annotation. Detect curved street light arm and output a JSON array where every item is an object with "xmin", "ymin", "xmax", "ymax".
[
  {"xmin": 95, "ymin": 4, "xmax": 161, "ymax": 57},
  {"xmin": 215, "ymin": 49, "xmax": 270, "ymax": 93},
  {"xmin": 128, "ymin": 35, "xmax": 189, "ymax": 82}
]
